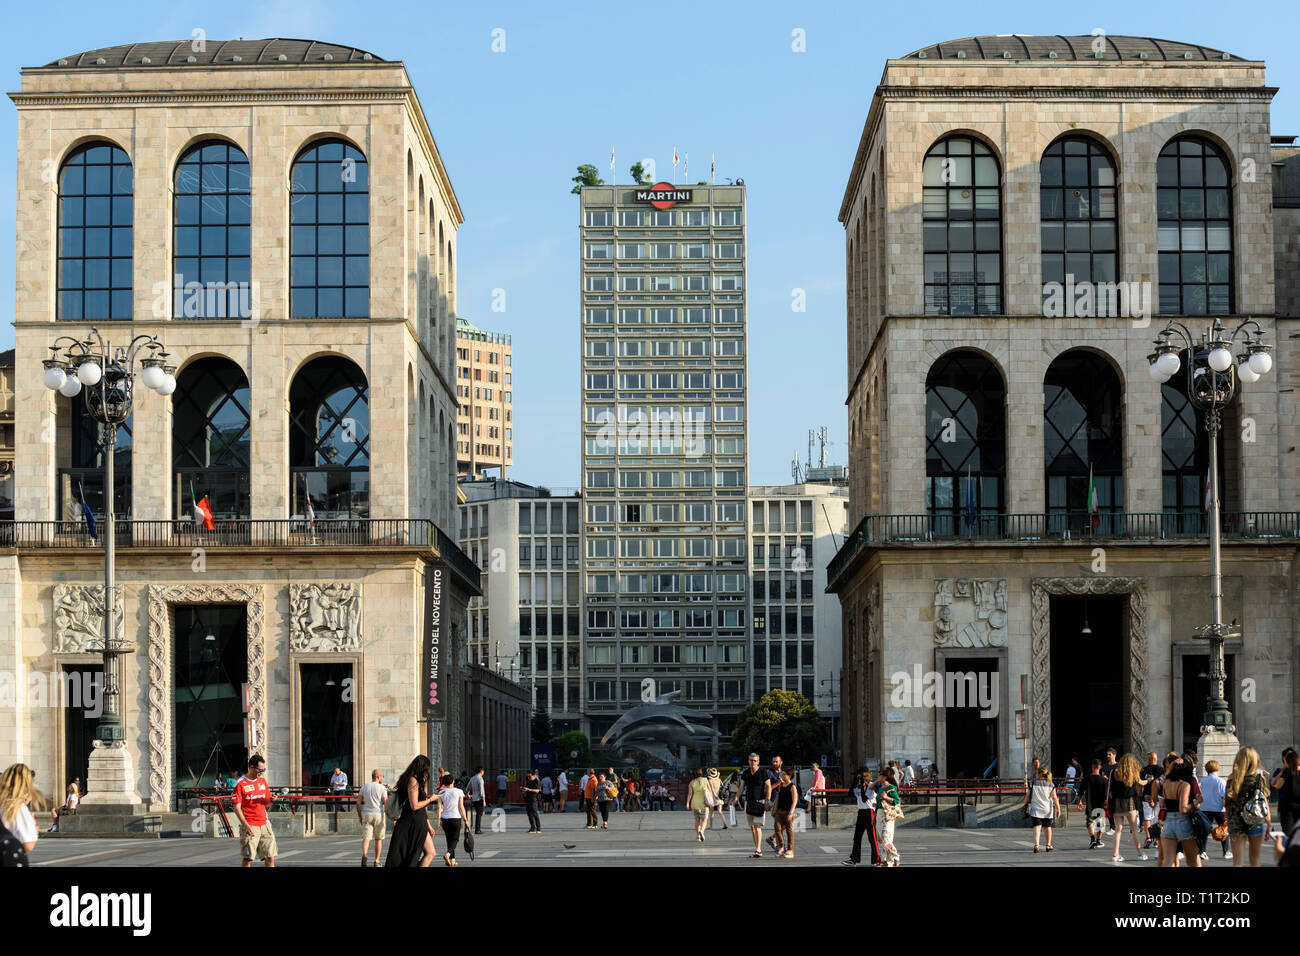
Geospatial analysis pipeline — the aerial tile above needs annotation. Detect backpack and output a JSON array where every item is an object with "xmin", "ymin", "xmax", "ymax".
[
  {"xmin": 1241, "ymin": 774, "xmax": 1270, "ymax": 827},
  {"xmin": 0, "ymin": 822, "xmax": 28, "ymax": 867},
  {"xmin": 384, "ymin": 789, "xmax": 402, "ymax": 822}
]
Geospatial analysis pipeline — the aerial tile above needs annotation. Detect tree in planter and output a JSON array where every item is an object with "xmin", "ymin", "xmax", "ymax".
[
  {"xmin": 729, "ymin": 690, "xmax": 827, "ymax": 763},
  {"xmin": 629, "ymin": 161, "xmax": 652, "ymax": 185},
  {"xmin": 554, "ymin": 730, "xmax": 594, "ymax": 769},
  {"xmin": 571, "ymin": 163, "xmax": 605, "ymax": 194},
  {"xmin": 531, "ymin": 705, "xmax": 554, "ymax": 744}
]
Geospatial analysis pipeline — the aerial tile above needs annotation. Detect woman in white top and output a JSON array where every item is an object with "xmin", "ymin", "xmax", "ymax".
[
  {"xmin": 1028, "ymin": 768, "xmax": 1061, "ymax": 853},
  {"xmin": 50, "ymin": 781, "xmax": 79, "ymax": 833},
  {"xmin": 436, "ymin": 773, "xmax": 468, "ymax": 867},
  {"xmin": 1, "ymin": 763, "xmax": 44, "ymax": 860},
  {"xmin": 843, "ymin": 770, "xmax": 880, "ymax": 866}
]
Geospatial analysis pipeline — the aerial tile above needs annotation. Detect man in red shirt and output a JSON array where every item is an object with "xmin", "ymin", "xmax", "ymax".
[{"xmin": 231, "ymin": 754, "xmax": 277, "ymax": 867}]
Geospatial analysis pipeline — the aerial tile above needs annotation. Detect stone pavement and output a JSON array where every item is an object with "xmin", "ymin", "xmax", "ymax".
[{"xmin": 30, "ymin": 808, "xmax": 1262, "ymax": 867}]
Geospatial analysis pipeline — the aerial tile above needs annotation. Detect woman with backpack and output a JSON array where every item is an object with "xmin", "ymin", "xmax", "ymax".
[
  {"xmin": 384, "ymin": 755, "xmax": 437, "ymax": 867},
  {"xmin": 1225, "ymin": 746, "xmax": 1270, "ymax": 867}
]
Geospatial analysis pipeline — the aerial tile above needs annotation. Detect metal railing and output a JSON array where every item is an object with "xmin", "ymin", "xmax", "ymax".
[
  {"xmin": 827, "ymin": 510, "xmax": 1300, "ymax": 587},
  {"xmin": 0, "ymin": 517, "xmax": 481, "ymax": 592}
]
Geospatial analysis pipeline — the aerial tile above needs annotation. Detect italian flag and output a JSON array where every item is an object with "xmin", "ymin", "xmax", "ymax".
[
  {"xmin": 1087, "ymin": 464, "xmax": 1100, "ymax": 531},
  {"xmin": 192, "ymin": 489, "xmax": 215, "ymax": 531}
]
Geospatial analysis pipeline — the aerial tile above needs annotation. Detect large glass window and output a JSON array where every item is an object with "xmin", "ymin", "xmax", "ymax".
[
  {"xmin": 926, "ymin": 351, "xmax": 1006, "ymax": 534},
  {"xmin": 923, "ymin": 136, "xmax": 1001, "ymax": 315},
  {"xmin": 57, "ymin": 142, "xmax": 133, "ymax": 320},
  {"xmin": 173, "ymin": 141, "xmax": 251, "ymax": 318},
  {"xmin": 173, "ymin": 604, "xmax": 247, "ymax": 790},
  {"xmin": 290, "ymin": 140, "xmax": 370, "ymax": 318},
  {"xmin": 1040, "ymin": 137, "xmax": 1117, "ymax": 295},
  {"xmin": 1157, "ymin": 137, "xmax": 1232, "ymax": 315},
  {"xmin": 1044, "ymin": 350, "xmax": 1123, "ymax": 533},
  {"xmin": 1161, "ymin": 352, "xmax": 1227, "ymax": 532},
  {"xmin": 59, "ymin": 399, "xmax": 131, "ymax": 520},
  {"xmin": 173, "ymin": 358, "xmax": 251, "ymax": 519},
  {"xmin": 289, "ymin": 356, "xmax": 370, "ymax": 517}
]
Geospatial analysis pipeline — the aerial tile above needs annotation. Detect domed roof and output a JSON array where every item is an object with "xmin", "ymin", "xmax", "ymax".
[
  {"xmin": 41, "ymin": 38, "xmax": 388, "ymax": 69},
  {"xmin": 901, "ymin": 35, "xmax": 1247, "ymax": 62}
]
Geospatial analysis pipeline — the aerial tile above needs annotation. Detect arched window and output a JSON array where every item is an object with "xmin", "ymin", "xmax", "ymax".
[
  {"xmin": 1158, "ymin": 136, "xmax": 1232, "ymax": 315},
  {"xmin": 59, "ymin": 400, "xmax": 130, "ymax": 520},
  {"xmin": 173, "ymin": 141, "xmax": 251, "ymax": 318},
  {"xmin": 926, "ymin": 351, "xmax": 1006, "ymax": 535},
  {"xmin": 1040, "ymin": 136, "xmax": 1117, "ymax": 299},
  {"xmin": 173, "ymin": 358, "xmax": 251, "ymax": 519},
  {"xmin": 57, "ymin": 142, "xmax": 133, "ymax": 320},
  {"xmin": 1162, "ymin": 351, "xmax": 1227, "ymax": 532},
  {"xmin": 290, "ymin": 140, "xmax": 370, "ymax": 318},
  {"xmin": 923, "ymin": 135, "xmax": 1001, "ymax": 315},
  {"xmin": 289, "ymin": 356, "xmax": 370, "ymax": 517},
  {"xmin": 1044, "ymin": 351, "xmax": 1123, "ymax": 533}
]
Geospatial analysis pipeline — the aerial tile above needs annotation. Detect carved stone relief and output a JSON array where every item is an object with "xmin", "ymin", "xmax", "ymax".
[
  {"xmin": 934, "ymin": 578, "xmax": 1008, "ymax": 647},
  {"xmin": 53, "ymin": 584, "xmax": 124, "ymax": 653},
  {"xmin": 288, "ymin": 583, "xmax": 362, "ymax": 652}
]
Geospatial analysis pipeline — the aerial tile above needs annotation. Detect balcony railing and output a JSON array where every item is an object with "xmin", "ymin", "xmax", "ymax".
[
  {"xmin": 826, "ymin": 511, "xmax": 1300, "ymax": 590},
  {"xmin": 0, "ymin": 518, "xmax": 480, "ymax": 592}
]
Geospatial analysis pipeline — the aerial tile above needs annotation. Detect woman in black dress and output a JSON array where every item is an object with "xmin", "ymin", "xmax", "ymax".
[{"xmin": 385, "ymin": 755, "xmax": 437, "ymax": 867}]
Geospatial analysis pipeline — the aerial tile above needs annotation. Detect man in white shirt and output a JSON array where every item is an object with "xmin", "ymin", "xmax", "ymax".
[
  {"xmin": 355, "ymin": 769, "xmax": 388, "ymax": 867},
  {"xmin": 579, "ymin": 770, "xmax": 592, "ymax": 815},
  {"xmin": 468, "ymin": 767, "xmax": 486, "ymax": 834},
  {"xmin": 903, "ymin": 761, "xmax": 916, "ymax": 787},
  {"xmin": 557, "ymin": 769, "xmax": 569, "ymax": 813},
  {"xmin": 330, "ymin": 767, "xmax": 349, "ymax": 794}
]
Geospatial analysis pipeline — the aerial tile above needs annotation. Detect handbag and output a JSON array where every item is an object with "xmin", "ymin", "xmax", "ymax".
[
  {"xmin": 885, "ymin": 801, "xmax": 905, "ymax": 822},
  {"xmin": 1211, "ymin": 820, "xmax": 1229, "ymax": 842},
  {"xmin": 1190, "ymin": 810, "xmax": 1211, "ymax": 841},
  {"xmin": 463, "ymin": 828, "xmax": 475, "ymax": 854},
  {"xmin": 384, "ymin": 790, "xmax": 401, "ymax": 822}
]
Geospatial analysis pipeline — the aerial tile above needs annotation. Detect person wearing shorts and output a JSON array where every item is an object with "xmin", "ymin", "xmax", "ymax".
[
  {"xmin": 736, "ymin": 753, "xmax": 772, "ymax": 858},
  {"xmin": 232, "ymin": 754, "xmax": 276, "ymax": 867},
  {"xmin": 356, "ymin": 768, "xmax": 388, "ymax": 866}
]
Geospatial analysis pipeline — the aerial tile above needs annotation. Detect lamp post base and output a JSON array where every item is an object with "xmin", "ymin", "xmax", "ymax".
[
  {"xmin": 76, "ymin": 740, "xmax": 145, "ymax": 813},
  {"xmin": 1197, "ymin": 727, "xmax": 1241, "ymax": 779}
]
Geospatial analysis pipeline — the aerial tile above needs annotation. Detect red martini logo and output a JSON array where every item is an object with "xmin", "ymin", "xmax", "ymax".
[{"xmin": 636, "ymin": 182, "xmax": 693, "ymax": 209}]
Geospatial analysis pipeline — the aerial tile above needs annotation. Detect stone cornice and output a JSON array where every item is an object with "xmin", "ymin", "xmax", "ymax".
[
  {"xmin": 876, "ymin": 84, "xmax": 1279, "ymax": 102},
  {"xmin": 8, "ymin": 87, "xmax": 409, "ymax": 108}
]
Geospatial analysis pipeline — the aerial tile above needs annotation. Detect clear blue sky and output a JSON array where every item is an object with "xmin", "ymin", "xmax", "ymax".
[{"xmin": 3, "ymin": 1, "xmax": 1298, "ymax": 489}]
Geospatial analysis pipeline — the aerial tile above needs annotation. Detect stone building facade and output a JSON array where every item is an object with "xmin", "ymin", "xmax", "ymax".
[
  {"xmin": 830, "ymin": 35, "xmax": 1299, "ymax": 779},
  {"xmin": 0, "ymin": 39, "xmax": 479, "ymax": 810}
]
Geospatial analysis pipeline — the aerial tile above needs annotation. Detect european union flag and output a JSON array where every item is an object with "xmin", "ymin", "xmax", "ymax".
[{"xmin": 82, "ymin": 498, "xmax": 97, "ymax": 542}]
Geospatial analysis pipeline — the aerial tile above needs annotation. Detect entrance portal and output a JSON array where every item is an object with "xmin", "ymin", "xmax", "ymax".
[
  {"xmin": 1049, "ymin": 595, "xmax": 1126, "ymax": 774},
  {"xmin": 944, "ymin": 656, "xmax": 999, "ymax": 778},
  {"xmin": 299, "ymin": 662, "xmax": 354, "ymax": 789},
  {"xmin": 61, "ymin": 664, "xmax": 102, "ymax": 795},
  {"xmin": 173, "ymin": 604, "xmax": 248, "ymax": 789}
]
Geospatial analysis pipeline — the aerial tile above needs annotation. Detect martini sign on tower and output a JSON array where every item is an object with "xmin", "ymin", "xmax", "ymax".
[{"xmin": 635, "ymin": 181, "xmax": 693, "ymax": 208}]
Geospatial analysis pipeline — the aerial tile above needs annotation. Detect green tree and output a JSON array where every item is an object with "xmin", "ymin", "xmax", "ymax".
[
  {"xmin": 629, "ymin": 161, "xmax": 651, "ymax": 185},
  {"xmin": 730, "ymin": 690, "xmax": 827, "ymax": 763},
  {"xmin": 571, "ymin": 163, "xmax": 605, "ymax": 194},
  {"xmin": 554, "ymin": 730, "xmax": 594, "ymax": 768},
  {"xmin": 531, "ymin": 705, "xmax": 553, "ymax": 744}
]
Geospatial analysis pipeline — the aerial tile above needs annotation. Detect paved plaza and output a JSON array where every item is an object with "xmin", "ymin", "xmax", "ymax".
[{"xmin": 30, "ymin": 810, "xmax": 1267, "ymax": 868}]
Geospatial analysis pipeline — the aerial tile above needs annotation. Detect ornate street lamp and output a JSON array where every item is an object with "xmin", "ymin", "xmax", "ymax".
[
  {"xmin": 1147, "ymin": 317, "xmax": 1271, "ymax": 769},
  {"xmin": 42, "ymin": 328, "xmax": 173, "ymax": 808}
]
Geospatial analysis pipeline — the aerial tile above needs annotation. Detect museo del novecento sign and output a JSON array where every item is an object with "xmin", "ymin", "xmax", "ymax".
[
  {"xmin": 422, "ymin": 564, "xmax": 445, "ymax": 720},
  {"xmin": 635, "ymin": 182, "xmax": 693, "ymax": 209}
]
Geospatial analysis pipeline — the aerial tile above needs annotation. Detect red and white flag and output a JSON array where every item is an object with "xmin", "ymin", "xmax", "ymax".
[
  {"xmin": 684, "ymin": 152, "xmax": 688, "ymax": 180},
  {"xmin": 192, "ymin": 492, "xmax": 215, "ymax": 531},
  {"xmin": 306, "ymin": 492, "xmax": 316, "ymax": 529},
  {"xmin": 610, "ymin": 146, "xmax": 615, "ymax": 177},
  {"xmin": 711, "ymin": 153, "xmax": 715, "ymax": 184}
]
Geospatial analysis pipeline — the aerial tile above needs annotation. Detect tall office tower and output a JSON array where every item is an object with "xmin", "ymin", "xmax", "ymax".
[
  {"xmin": 455, "ymin": 317, "xmax": 514, "ymax": 479},
  {"xmin": 579, "ymin": 180, "xmax": 749, "ymax": 746}
]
